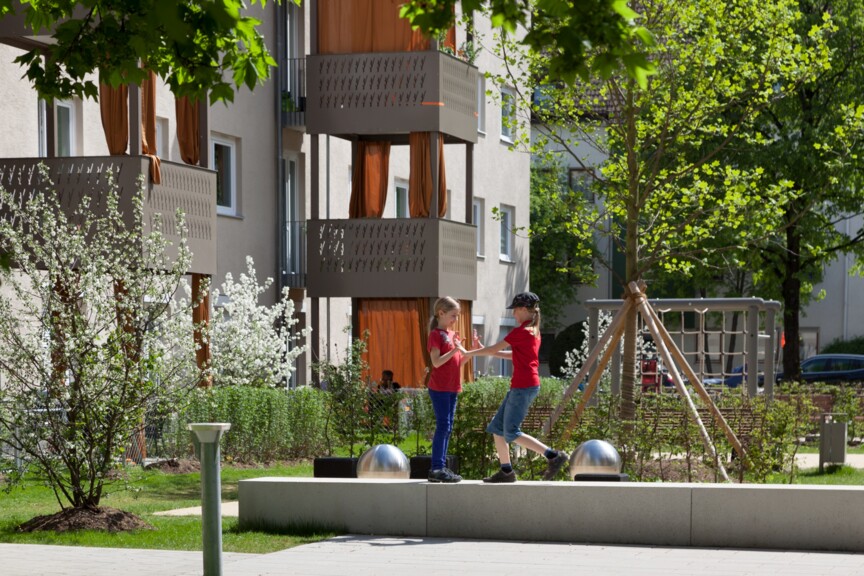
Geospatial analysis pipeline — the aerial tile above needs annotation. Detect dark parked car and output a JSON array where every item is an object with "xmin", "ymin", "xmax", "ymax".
[
  {"xmin": 703, "ymin": 365, "xmax": 763, "ymax": 388},
  {"xmin": 776, "ymin": 354, "xmax": 864, "ymax": 384}
]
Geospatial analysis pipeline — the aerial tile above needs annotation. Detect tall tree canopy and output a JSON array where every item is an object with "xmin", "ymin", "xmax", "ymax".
[
  {"xmin": 726, "ymin": 0, "xmax": 864, "ymax": 380},
  {"xmin": 401, "ymin": 0, "xmax": 656, "ymax": 87},
  {"xmin": 0, "ymin": 0, "xmax": 296, "ymax": 102},
  {"xmin": 492, "ymin": 0, "xmax": 831, "ymax": 418}
]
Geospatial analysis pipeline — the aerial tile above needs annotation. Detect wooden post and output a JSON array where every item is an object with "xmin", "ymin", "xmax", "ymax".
[{"xmin": 192, "ymin": 273, "xmax": 212, "ymax": 387}]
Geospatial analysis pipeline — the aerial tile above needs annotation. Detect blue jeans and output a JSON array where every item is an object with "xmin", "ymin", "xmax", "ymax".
[
  {"xmin": 428, "ymin": 389, "xmax": 458, "ymax": 470},
  {"xmin": 486, "ymin": 386, "xmax": 540, "ymax": 442}
]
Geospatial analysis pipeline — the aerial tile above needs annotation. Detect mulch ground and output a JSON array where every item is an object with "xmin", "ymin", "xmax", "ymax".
[
  {"xmin": 143, "ymin": 458, "xmax": 201, "ymax": 474},
  {"xmin": 635, "ymin": 457, "xmax": 740, "ymax": 482},
  {"xmin": 17, "ymin": 507, "xmax": 154, "ymax": 533}
]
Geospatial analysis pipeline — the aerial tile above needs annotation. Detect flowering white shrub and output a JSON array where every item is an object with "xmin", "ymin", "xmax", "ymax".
[
  {"xmin": 563, "ymin": 311, "xmax": 658, "ymax": 388},
  {"xmin": 0, "ymin": 171, "xmax": 198, "ymax": 508},
  {"xmin": 209, "ymin": 256, "xmax": 309, "ymax": 387}
]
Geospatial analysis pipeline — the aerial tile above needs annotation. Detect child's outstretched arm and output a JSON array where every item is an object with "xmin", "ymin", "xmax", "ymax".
[{"xmin": 463, "ymin": 338, "xmax": 510, "ymax": 360}]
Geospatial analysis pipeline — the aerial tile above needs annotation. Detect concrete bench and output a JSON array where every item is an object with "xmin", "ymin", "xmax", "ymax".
[{"xmin": 239, "ymin": 477, "xmax": 864, "ymax": 552}]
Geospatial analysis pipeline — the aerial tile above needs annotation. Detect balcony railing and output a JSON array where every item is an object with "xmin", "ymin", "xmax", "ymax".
[
  {"xmin": 306, "ymin": 218, "xmax": 476, "ymax": 300},
  {"xmin": 0, "ymin": 156, "xmax": 217, "ymax": 275},
  {"xmin": 281, "ymin": 57, "xmax": 306, "ymax": 128},
  {"xmin": 306, "ymin": 51, "xmax": 478, "ymax": 143}
]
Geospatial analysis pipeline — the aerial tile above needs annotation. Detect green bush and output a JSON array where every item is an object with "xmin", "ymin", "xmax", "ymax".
[
  {"xmin": 821, "ymin": 335, "xmax": 864, "ymax": 355},
  {"xmin": 549, "ymin": 322, "xmax": 586, "ymax": 377},
  {"xmin": 174, "ymin": 386, "xmax": 328, "ymax": 462}
]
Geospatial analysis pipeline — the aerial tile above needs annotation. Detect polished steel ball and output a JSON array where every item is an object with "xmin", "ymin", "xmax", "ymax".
[
  {"xmin": 569, "ymin": 439, "xmax": 622, "ymax": 476},
  {"xmin": 356, "ymin": 444, "xmax": 411, "ymax": 479}
]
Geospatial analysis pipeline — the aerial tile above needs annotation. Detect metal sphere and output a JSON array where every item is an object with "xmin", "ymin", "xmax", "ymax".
[
  {"xmin": 569, "ymin": 439, "xmax": 622, "ymax": 476},
  {"xmin": 356, "ymin": 444, "xmax": 411, "ymax": 479}
]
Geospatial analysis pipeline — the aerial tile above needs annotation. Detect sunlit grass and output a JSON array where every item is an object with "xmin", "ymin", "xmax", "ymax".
[{"xmin": 0, "ymin": 461, "xmax": 333, "ymax": 553}]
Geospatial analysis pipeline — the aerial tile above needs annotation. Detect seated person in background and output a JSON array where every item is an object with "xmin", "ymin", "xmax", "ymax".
[{"xmin": 378, "ymin": 369, "xmax": 401, "ymax": 392}]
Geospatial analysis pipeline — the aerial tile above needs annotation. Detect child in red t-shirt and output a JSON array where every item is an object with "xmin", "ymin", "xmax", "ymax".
[
  {"xmin": 464, "ymin": 292, "xmax": 569, "ymax": 483},
  {"xmin": 427, "ymin": 296, "xmax": 473, "ymax": 483}
]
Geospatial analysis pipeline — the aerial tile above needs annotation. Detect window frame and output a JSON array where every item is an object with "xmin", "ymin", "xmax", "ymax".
[
  {"xmin": 473, "ymin": 197, "xmax": 485, "ymax": 258},
  {"xmin": 477, "ymin": 75, "xmax": 486, "ymax": 134},
  {"xmin": 211, "ymin": 136, "xmax": 238, "ymax": 216},
  {"xmin": 55, "ymin": 99, "xmax": 76, "ymax": 157},
  {"xmin": 499, "ymin": 204, "xmax": 515, "ymax": 262},
  {"xmin": 500, "ymin": 86, "xmax": 516, "ymax": 143},
  {"xmin": 394, "ymin": 178, "xmax": 409, "ymax": 218}
]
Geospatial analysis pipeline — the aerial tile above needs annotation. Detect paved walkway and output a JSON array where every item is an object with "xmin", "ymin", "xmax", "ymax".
[{"xmin": 4, "ymin": 536, "xmax": 864, "ymax": 576}]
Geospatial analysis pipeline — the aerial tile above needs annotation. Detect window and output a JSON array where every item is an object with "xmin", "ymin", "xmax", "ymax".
[
  {"xmin": 394, "ymin": 179, "xmax": 409, "ymax": 218},
  {"xmin": 212, "ymin": 137, "xmax": 237, "ymax": 215},
  {"xmin": 477, "ymin": 75, "xmax": 486, "ymax": 134},
  {"xmin": 499, "ymin": 204, "xmax": 514, "ymax": 262},
  {"xmin": 37, "ymin": 99, "xmax": 47, "ymax": 157},
  {"xmin": 472, "ymin": 319, "xmax": 486, "ymax": 376},
  {"xmin": 155, "ymin": 117, "xmax": 169, "ymax": 159},
  {"xmin": 473, "ymin": 198, "xmax": 485, "ymax": 257},
  {"xmin": 500, "ymin": 87, "xmax": 515, "ymax": 143},
  {"xmin": 569, "ymin": 168, "xmax": 595, "ymax": 203},
  {"xmin": 498, "ymin": 320, "xmax": 516, "ymax": 377},
  {"xmin": 56, "ymin": 100, "xmax": 75, "ymax": 157}
]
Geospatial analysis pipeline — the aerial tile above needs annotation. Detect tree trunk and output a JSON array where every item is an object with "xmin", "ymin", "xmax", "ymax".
[
  {"xmin": 782, "ymin": 222, "xmax": 802, "ymax": 380},
  {"xmin": 620, "ymin": 80, "xmax": 639, "ymax": 423}
]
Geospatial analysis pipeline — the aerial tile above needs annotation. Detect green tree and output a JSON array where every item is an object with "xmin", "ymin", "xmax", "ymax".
[
  {"xmin": 528, "ymin": 162, "xmax": 596, "ymax": 330},
  {"xmin": 400, "ymin": 0, "xmax": 656, "ymax": 87},
  {"xmin": 498, "ymin": 0, "xmax": 831, "ymax": 420},
  {"xmin": 728, "ymin": 0, "xmax": 864, "ymax": 381},
  {"xmin": 0, "ymin": 0, "xmax": 297, "ymax": 102}
]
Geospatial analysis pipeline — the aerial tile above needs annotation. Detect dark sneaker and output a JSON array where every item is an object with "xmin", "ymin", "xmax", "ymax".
[
  {"xmin": 482, "ymin": 469, "xmax": 517, "ymax": 483},
  {"xmin": 428, "ymin": 468, "xmax": 462, "ymax": 483},
  {"xmin": 443, "ymin": 467, "xmax": 463, "ymax": 482},
  {"xmin": 542, "ymin": 451, "xmax": 569, "ymax": 480}
]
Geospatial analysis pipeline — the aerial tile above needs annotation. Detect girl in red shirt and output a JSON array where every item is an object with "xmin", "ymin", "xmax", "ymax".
[
  {"xmin": 464, "ymin": 292, "xmax": 569, "ymax": 482},
  {"xmin": 426, "ymin": 296, "xmax": 472, "ymax": 483}
]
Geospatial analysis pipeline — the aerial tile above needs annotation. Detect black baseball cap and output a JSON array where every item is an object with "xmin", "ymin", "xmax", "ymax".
[{"xmin": 506, "ymin": 292, "xmax": 540, "ymax": 309}]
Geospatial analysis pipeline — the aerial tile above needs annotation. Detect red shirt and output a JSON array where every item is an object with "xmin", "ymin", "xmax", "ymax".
[
  {"xmin": 505, "ymin": 321, "xmax": 541, "ymax": 389},
  {"xmin": 427, "ymin": 328, "xmax": 462, "ymax": 393}
]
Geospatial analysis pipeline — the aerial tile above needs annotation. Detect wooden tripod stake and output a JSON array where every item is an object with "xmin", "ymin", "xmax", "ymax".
[{"xmin": 543, "ymin": 282, "xmax": 744, "ymax": 483}]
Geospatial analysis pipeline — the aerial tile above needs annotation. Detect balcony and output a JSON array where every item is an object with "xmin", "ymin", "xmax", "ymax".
[
  {"xmin": 306, "ymin": 51, "xmax": 478, "ymax": 143},
  {"xmin": 306, "ymin": 218, "xmax": 476, "ymax": 300},
  {"xmin": 281, "ymin": 57, "xmax": 306, "ymax": 128},
  {"xmin": 0, "ymin": 156, "xmax": 217, "ymax": 275}
]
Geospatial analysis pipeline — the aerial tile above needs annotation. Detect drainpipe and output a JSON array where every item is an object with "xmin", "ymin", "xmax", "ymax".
[{"xmin": 276, "ymin": 0, "xmax": 285, "ymax": 295}]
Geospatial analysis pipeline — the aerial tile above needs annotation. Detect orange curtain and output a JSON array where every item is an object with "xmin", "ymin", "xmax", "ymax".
[
  {"xmin": 358, "ymin": 298, "xmax": 427, "ymax": 389},
  {"xmin": 349, "ymin": 141, "xmax": 391, "ymax": 218},
  {"xmin": 141, "ymin": 69, "xmax": 161, "ymax": 184},
  {"xmin": 317, "ymin": 0, "xmax": 437, "ymax": 53},
  {"xmin": 457, "ymin": 299, "xmax": 474, "ymax": 384},
  {"xmin": 408, "ymin": 132, "xmax": 447, "ymax": 217},
  {"xmin": 99, "ymin": 82, "xmax": 129, "ymax": 155},
  {"xmin": 175, "ymin": 96, "xmax": 200, "ymax": 165}
]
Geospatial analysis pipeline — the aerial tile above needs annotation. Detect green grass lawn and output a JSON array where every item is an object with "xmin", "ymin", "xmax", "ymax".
[
  {"xmin": 0, "ymin": 460, "xmax": 336, "ymax": 554},
  {"xmin": 769, "ymin": 464, "xmax": 864, "ymax": 485}
]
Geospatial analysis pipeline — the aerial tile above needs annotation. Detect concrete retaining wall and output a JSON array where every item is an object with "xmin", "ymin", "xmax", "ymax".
[{"xmin": 238, "ymin": 478, "xmax": 864, "ymax": 552}]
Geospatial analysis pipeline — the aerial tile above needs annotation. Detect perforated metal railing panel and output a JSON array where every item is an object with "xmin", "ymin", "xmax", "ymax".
[
  {"xmin": 0, "ymin": 157, "xmax": 217, "ymax": 275},
  {"xmin": 307, "ymin": 218, "xmax": 476, "ymax": 300}
]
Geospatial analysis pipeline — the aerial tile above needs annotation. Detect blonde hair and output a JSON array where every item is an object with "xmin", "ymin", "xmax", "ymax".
[
  {"xmin": 526, "ymin": 305, "xmax": 541, "ymax": 336},
  {"xmin": 429, "ymin": 296, "xmax": 460, "ymax": 332}
]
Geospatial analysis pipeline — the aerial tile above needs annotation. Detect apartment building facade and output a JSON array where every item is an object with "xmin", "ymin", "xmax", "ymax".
[{"xmin": 0, "ymin": 0, "xmax": 531, "ymax": 387}]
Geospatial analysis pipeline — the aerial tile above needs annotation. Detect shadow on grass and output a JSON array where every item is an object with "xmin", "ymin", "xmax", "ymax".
[{"xmin": 228, "ymin": 519, "xmax": 346, "ymax": 538}]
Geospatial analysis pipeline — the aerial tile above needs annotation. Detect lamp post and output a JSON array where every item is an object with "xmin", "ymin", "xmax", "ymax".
[{"xmin": 188, "ymin": 423, "xmax": 231, "ymax": 576}]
